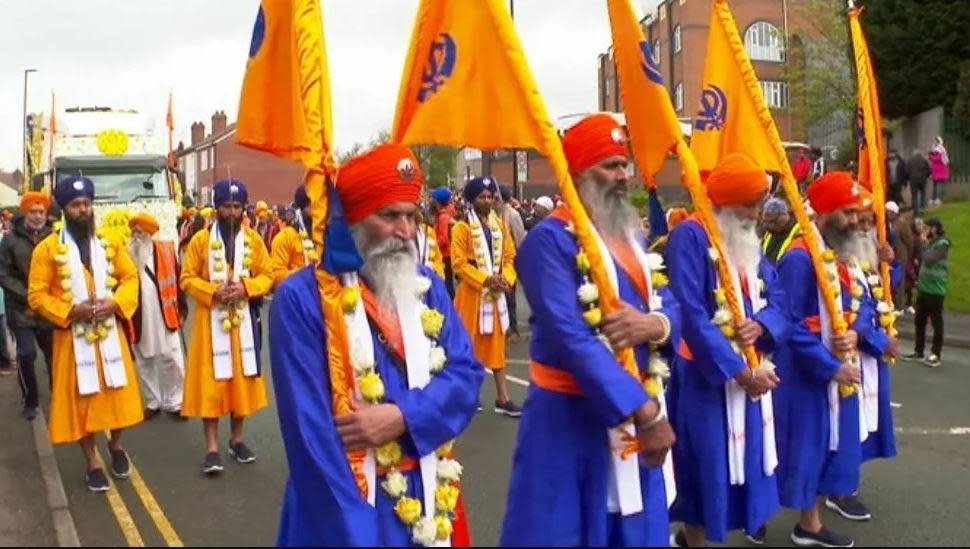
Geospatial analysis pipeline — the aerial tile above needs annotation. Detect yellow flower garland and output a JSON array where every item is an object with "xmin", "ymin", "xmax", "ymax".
[
  {"xmin": 210, "ymin": 233, "xmax": 252, "ymax": 332},
  {"xmin": 55, "ymin": 228, "xmax": 117, "ymax": 343}
]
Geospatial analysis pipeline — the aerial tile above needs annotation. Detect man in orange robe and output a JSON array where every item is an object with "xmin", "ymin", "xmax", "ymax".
[
  {"xmin": 28, "ymin": 176, "xmax": 143, "ymax": 492},
  {"xmin": 270, "ymin": 186, "xmax": 315, "ymax": 286},
  {"xmin": 452, "ymin": 176, "xmax": 519, "ymax": 417},
  {"xmin": 180, "ymin": 179, "xmax": 273, "ymax": 474}
]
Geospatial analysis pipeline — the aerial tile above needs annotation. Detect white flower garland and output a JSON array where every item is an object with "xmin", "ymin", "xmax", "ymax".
[
  {"xmin": 209, "ymin": 232, "xmax": 253, "ymax": 332},
  {"xmin": 54, "ymin": 222, "xmax": 118, "ymax": 342},
  {"xmin": 469, "ymin": 211, "xmax": 504, "ymax": 299}
]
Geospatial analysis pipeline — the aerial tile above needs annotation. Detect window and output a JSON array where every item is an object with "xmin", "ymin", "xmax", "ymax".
[
  {"xmin": 673, "ymin": 25, "xmax": 682, "ymax": 53},
  {"xmin": 653, "ymin": 40, "xmax": 661, "ymax": 65},
  {"xmin": 745, "ymin": 21, "xmax": 785, "ymax": 62},
  {"xmin": 760, "ymin": 80, "xmax": 789, "ymax": 109},
  {"xmin": 200, "ymin": 147, "xmax": 209, "ymax": 171},
  {"xmin": 675, "ymin": 82, "xmax": 684, "ymax": 112}
]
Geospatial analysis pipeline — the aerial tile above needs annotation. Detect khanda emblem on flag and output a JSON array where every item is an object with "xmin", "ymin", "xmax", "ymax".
[
  {"xmin": 418, "ymin": 32, "xmax": 457, "ymax": 102},
  {"xmin": 855, "ymin": 108, "xmax": 867, "ymax": 149},
  {"xmin": 638, "ymin": 41, "xmax": 664, "ymax": 85},
  {"xmin": 694, "ymin": 84, "xmax": 728, "ymax": 131}
]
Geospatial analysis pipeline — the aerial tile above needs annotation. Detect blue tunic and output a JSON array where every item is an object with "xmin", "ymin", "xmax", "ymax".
[
  {"xmin": 500, "ymin": 217, "xmax": 681, "ymax": 547},
  {"xmin": 665, "ymin": 220, "xmax": 791, "ymax": 542},
  {"xmin": 269, "ymin": 266, "xmax": 485, "ymax": 547},
  {"xmin": 774, "ymin": 247, "xmax": 875, "ymax": 509},
  {"xmin": 855, "ymin": 287, "xmax": 895, "ymax": 462}
]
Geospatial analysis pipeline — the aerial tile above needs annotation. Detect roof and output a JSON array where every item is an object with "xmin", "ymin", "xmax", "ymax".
[{"xmin": 178, "ymin": 123, "xmax": 237, "ymax": 156}]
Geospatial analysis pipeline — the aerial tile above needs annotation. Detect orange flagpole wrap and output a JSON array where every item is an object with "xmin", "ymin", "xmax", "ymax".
[
  {"xmin": 849, "ymin": 5, "xmax": 896, "ymax": 339},
  {"xmin": 392, "ymin": 0, "xmax": 639, "ymax": 380},
  {"xmin": 165, "ymin": 92, "xmax": 179, "ymax": 201},
  {"xmin": 606, "ymin": 0, "xmax": 758, "ymax": 370}
]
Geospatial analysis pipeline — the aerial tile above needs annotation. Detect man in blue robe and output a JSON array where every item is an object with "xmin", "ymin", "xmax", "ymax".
[
  {"xmin": 269, "ymin": 144, "xmax": 484, "ymax": 547},
  {"xmin": 666, "ymin": 153, "xmax": 791, "ymax": 547},
  {"xmin": 500, "ymin": 113, "xmax": 679, "ymax": 547},
  {"xmin": 774, "ymin": 171, "xmax": 886, "ymax": 548}
]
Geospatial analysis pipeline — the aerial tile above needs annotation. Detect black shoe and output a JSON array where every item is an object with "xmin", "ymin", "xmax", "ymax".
[
  {"xmin": 902, "ymin": 352, "xmax": 924, "ymax": 362},
  {"xmin": 202, "ymin": 452, "xmax": 224, "ymax": 475},
  {"xmin": 109, "ymin": 449, "xmax": 130, "ymax": 479},
  {"xmin": 21, "ymin": 406, "xmax": 38, "ymax": 421},
  {"xmin": 144, "ymin": 408, "xmax": 161, "ymax": 420},
  {"xmin": 166, "ymin": 410, "xmax": 188, "ymax": 421},
  {"xmin": 826, "ymin": 494, "xmax": 871, "ymax": 521},
  {"xmin": 228, "ymin": 441, "xmax": 257, "ymax": 464},
  {"xmin": 673, "ymin": 529, "xmax": 688, "ymax": 548},
  {"xmin": 494, "ymin": 399, "xmax": 522, "ymax": 417},
  {"xmin": 791, "ymin": 524, "xmax": 854, "ymax": 547},
  {"xmin": 86, "ymin": 468, "xmax": 110, "ymax": 492},
  {"xmin": 744, "ymin": 525, "xmax": 767, "ymax": 545}
]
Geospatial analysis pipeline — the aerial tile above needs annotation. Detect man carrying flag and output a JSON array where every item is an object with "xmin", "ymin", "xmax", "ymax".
[
  {"xmin": 180, "ymin": 179, "xmax": 273, "ymax": 474},
  {"xmin": 666, "ymin": 153, "xmax": 789, "ymax": 546},
  {"xmin": 269, "ymin": 144, "xmax": 482, "ymax": 546},
  {"xmin": 270, "ymin": 185, "xmax": 317, "ymax": 286},
  {"xmin": 452, "ymin": 176, "xmax": 520, "ymax": 417},
  {"xmin": 501, "ymin": 114, "xmax": 678, "ymax": 547}
]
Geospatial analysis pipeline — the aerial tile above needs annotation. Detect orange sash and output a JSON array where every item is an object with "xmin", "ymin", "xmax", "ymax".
[
  {"xmin": 529, "ymin": 361, "xmax": 583, "ymax": 396},
  {"xmin": 359, "ymin": 283, "xmax": 406, "ymax": 363},
  {"xmin": 154, "ymin": 240, "xmax": 182, "ymax": 330}
]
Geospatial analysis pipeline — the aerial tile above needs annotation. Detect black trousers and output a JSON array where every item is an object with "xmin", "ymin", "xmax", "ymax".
[
  {"xmin": 443, "ymin": 257, "xmax": 455, "ymax": 299},
  {"xmin": 506, "ymin": 282, "xmax": 519, "ymax": 334},
  {"xmin": 15, "ymin": 327, "xmax": 54, "ymax": 410},
  {"xmin": 914, "ymin": 292, "xmax": 945, "ymax": 357}
]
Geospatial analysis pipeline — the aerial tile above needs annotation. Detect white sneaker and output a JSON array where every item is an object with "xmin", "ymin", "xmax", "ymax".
[{"xmin": 924, "ymin": 354, "xmax": 941, "ymax": 368}]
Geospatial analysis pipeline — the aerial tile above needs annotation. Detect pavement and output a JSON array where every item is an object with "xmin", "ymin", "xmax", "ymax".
[
  {"xmin": 4, "ymin": 291, "xmax": 970, "ymax": 547},
  {"xmin": 894, "ymin": 308, "xmax": 970, "ymax": 349}
]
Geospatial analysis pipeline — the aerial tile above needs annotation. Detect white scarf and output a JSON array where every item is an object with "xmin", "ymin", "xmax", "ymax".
[
  {"xmin": 590, "ymin": 227, "xmax": 677, "ymax": 513},
  {"xmin": 296, "ymin": 214, "xmax": 314, "ymax": 267},
  {"xmin": 719, "ymin": 256, "xmax": 778, "ymax": 486},
  {"xmin": 63, "ymin": 228, "xmax": 127, "ymax": 395},
  {"xmin": 850, "ymin": 260, "xmax": 879, "ymax": 434},
  {"xmin": 467, "ymin": 210, "xmax": 508, "ymax": 335},
  {"xmin": 208, "ymin": 225, "xmax": 258, "ymax": 380},
  {"xmin": 415, "ymin": 226, "xmax": 434, "ymax": 272}
]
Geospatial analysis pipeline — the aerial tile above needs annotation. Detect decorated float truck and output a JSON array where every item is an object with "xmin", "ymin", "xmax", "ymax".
[{"xmin": 34, "ymin": 106, "xmax": 182, "ymax": 247}]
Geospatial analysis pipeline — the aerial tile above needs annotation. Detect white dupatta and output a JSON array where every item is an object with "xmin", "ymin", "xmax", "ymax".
[
  {"xmin": 208, "ymin": 225, "xmax": 258, "ymax": 380},
  {"xmin": 467, "ymin": 210, "xmax": 509, "ymax": 335}
]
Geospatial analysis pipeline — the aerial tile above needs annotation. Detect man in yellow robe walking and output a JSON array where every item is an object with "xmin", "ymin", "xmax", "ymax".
[
  {"xmin": 181, "ymin": 179, "xmax": 273, "ymax": 474},
  {"xmin": 270, "ymin": 185, "xmax": 316, "ymax": 286},
  {"xmin": 453, "ymin": 176, "xmax": 520, "ymax": 416},
  {"xmin": 28, "ymin": 176, "xmax": 143, "ymax": 492}
]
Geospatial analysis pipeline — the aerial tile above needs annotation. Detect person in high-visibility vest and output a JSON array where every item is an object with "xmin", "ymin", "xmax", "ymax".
[{"xmin": 760, "ymin": 197, "xmax": 800, "ymax": 266}]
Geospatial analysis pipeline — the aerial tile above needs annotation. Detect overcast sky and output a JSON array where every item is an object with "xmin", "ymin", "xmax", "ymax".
[{"xmin": 0, "ymin": 0, "xmax": 663, "ymax": 173}]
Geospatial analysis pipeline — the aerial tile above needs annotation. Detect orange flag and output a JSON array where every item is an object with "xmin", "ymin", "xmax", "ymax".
[
  {"xmin": 605, "ymin": 0, "xmax": 683, "ymax": 184},
  {"xmin": 166, "ymin": 92, "xmax": 174, "ymax": 132},
  {"xmin": 689, "ymin": 0, "xmax": 787, "ymax": 174}
]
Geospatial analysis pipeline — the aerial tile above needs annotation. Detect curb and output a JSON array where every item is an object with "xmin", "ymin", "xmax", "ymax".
[
  {"xmin": 896, "ymin": 329, "xmax": 970, "ymax": 350},
  {"xmin": 32, "ymin": 409, "xmax": 81, "ymax": 547}
]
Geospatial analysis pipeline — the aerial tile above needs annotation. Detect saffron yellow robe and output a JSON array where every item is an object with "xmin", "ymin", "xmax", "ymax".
[
  {"xmin": 270, "ymin": 226, "xmax": 307, "ymax": 287},
  {"xmin": 27, "ymin": 234, "xmax": 143, "ymax": 444},
  {"xmin": 451, "ymin": 218, "xmax": 516, "ymax": 370},
  {"xmin": 180, "ymin": 227, "xmax": 272, "ymax": 419}
]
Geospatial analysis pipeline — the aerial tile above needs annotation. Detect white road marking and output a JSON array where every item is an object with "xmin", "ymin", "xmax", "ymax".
[
  {"xmin": 894, "ymin": 427, "xmax": 970, "ymax": 436},
  {"xmin": 890, "ymin": 401, "xmax": 902, "ymax": 409},
  {"xmin": 485, "ymin": 369, "xmax": 530, "ymax": 387}
]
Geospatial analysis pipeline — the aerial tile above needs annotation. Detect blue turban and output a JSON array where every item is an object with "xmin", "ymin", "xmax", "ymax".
[
  {"xmin": 54, "ymin": 176, "xmax": 95, "ymax": 207},
  {"xmin": 463, "ymin": 176, "xmax": 498, "ymax": 202},
  {"xmin": 430, "ymin": 187, "xmax": 452, "ymax": 205},
  {"xmin": 213, "ymin": 179, "xmax": 248, "ymax": 207},
  {"xmin": 294, "ymin": 185, "xmax": 310, "ymax": 209}
]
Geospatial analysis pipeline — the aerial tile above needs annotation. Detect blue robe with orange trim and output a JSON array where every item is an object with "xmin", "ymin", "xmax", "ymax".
[
  {"xmin": 854, "ymin": 282, "xmax": 895, "ymax": 462},
  {"xmin": 774, "ymin": 242, "xmax": 876, "ymax": 509},
  {"xmin": 665, "ymin": 219, "xmax": 791, "ymax": 543},
  {"xmin": 269, "ymin": 265, "xmax": 484, "ymax": 547},
  {"xmin": 500, "ymin": 215, "xmax": 680, "ymax": 547}
]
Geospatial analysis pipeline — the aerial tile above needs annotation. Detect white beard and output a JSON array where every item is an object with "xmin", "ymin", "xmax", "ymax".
[
  {"xmin": 577, "ymin": 173, "xmax": 642, "ymax": 240},
  {"xmin": 128, "ymin": 236, "xmax": 153, "ymax": 271},
  {"xmin": 352, "ymin": 225, "xmax": 421, "ymax": 315},
  {"xmin": 715, "ymin": 209, "xmax": 763, "ymax": 271},
  {"xmin": 845, "ymin": 229, "xmax": 879, "ymax": 268}
]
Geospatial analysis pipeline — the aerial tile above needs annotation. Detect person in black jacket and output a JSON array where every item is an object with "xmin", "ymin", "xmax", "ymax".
[
  {"xmin": 885, "ymin": 149, "xmax": 909, "ymax": 205},
  {"xmin": 0, "ymin": 193, "xmax": 55, "ymax": 420}
]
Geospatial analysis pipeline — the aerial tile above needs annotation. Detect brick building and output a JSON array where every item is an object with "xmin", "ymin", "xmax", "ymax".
[{"xmin": 176, "ymin": 111, "xmax": 304, "ymax": 206}]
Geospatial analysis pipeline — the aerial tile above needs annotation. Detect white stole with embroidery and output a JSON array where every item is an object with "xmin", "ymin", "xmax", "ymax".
[
  {"xmin": 468, "ymin": 211, "xmax": 509, "ymax": 335},
  {"xmin": 208, "ymin": 225, "xmax": 258, "ymax": 380}
]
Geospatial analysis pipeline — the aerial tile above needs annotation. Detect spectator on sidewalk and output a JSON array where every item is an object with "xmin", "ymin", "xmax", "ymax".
[
  {"xmin": 793, "ymin": 146, "xmax": 812, "ymax": 195},
  {"xmin": 0, "ymin": 193, "xmax": 54, "ymax": 420},
  {"xmin": 904, "ymin": 218, "xmax": 950, "ymax": 368},
  {"xmin": 885, "ymin": 149, "xmax": 909, "ymax": 205},
  {"xmin": 497, "ymin": 185, "xmax": 526, "ymax": 342},
  {"xmin": 928, "ymin": 136, "xmax": 950, "ymax": 207},
  {"xmin": 760, "ymin": 196, "xmax": 800, "ymax": 265},
  {"xmin": 906, "ymin": 149, "xmax": 931, "ymax": 217},
  {"xmin": 431, "ymin": 187, "xmax": 457, "ymax": 297}
]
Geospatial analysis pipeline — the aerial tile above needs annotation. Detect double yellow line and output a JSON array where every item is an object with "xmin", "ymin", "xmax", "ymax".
[{"xmin": 96, "ymin": 432, "xmax": 184, "ymax": 547}]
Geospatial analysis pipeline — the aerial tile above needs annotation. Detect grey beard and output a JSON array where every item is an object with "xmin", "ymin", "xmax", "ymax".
[
  {"xmin": 351, "ymin": 225, "xmax": 420, "ymax": 314},
  {"xmin": 821, "ymin": 217, "xmax": 856, "ymax": 262},
  {"xmin": 844, "ymin": 229, "xmax": 878, "ymax": 268},
  {"xmin": 715, "ymin": 209, "xmax": 762, "ymax": 270},
  {"xmin": 577, "ymin": 173, "xmax": 642, "ymax": 240},
  {"xmin": 128, "ymin": 236, "xmax": 153, "ymax": 270}
]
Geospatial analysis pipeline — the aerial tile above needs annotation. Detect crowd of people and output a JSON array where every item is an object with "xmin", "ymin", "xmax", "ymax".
[{"xmin": 0, "ymin": 113, "xmax": 954, "ymax": 548}]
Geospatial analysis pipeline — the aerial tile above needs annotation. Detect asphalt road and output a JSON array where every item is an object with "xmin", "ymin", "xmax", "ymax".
[{"xmin": 46, "ymin": 296, "xmax": 970, "ymax": 547}]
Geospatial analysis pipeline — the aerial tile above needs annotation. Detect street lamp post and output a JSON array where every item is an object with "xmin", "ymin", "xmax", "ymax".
[{"xmin": 22, "ymin": 68, "xmax": 37, "ymax": 190}]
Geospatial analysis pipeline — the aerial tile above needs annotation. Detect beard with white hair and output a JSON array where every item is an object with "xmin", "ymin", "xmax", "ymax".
[
  {"xmin": 714, "ymin": 208, "xmax": 763, "ymax": 271},
  {"xmin": 577, "ymin": 172, "xmax": 642, "ymax": 240},
  {"xmin": 351, "ymin": 224, "xmax": 421, "ymax": 315},
  {"xmin": 128, "ymin": 233, "xmax": 153, "ymax": 272},
  {"xmin": 843, "ymin": 229, "xmax": 878, "ymax": 269}
]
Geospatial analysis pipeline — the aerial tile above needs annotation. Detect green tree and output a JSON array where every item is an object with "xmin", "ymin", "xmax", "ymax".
[
  {"xmin": 335, "ymin": 129, "xmax": 390, "ymax": 164},
  {"xmin": 412, "ymin": 144, "xmax": 459, "ymax": 188},
  {"xmin": 953, "ymin": 60, "xmax": 970, "ymax": 137}
]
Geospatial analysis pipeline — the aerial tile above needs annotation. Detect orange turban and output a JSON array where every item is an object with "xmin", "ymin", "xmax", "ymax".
[
  {"xmin": 561, "ymin": 113, "xmax": 629, "ymax": 177},
  {"xmin": 129, "ymin": 212, "xmax": 160, "ymax": 235},
  {"xmin": 807, "ymin": 172, "xmax": 859, "ymax": 215},
  {"xmin": 856, "ymin": 186, "xmax": 873, "ymax": 210},
  {"xmin": 336, "ymin": 144, "xmax": 423, "ymax": 225},
  {"xmin": 705, "ymin": 153, "xmax": 769, "ymax": 207},
  {"xmin": 20, "ymin": 191, "xmax": 51, "ymax": 212}
]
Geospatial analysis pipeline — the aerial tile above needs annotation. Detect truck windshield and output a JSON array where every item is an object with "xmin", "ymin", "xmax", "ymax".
[{"xmin": 57, "ymin": 167, "xmax": 171, "ymax": 203}]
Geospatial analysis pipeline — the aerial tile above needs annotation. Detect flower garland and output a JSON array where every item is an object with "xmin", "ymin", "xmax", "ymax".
[
  {"xmin": 469, "ymin": 211, "xmax": 504, "ymax": 300},
  {"xmin": 209, "ymin": 233, "xmax": 253, "ymax": 333},
  {"xmin": 298, "ymin": 228, "xmax": 320, "ymax": 264},
  {"xmin": 821, "ymin": 249, "xmax": 861, "ymax": 397},
  {"xmin": 859, "ymin": 260, "xmax": 895, "ymax": 336},
  {"xmin": 340, "ymin": 275, "xmax": 461, "ymax": 546},
  {"xmin": 571, "ymin": 227, "xmax": 670, "ymax": 399},
  {"xmin": 54, "ymin": 222, "xmax": 118, "ymax": 343}
]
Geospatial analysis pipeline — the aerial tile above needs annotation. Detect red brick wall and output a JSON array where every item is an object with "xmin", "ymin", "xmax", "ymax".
[{"xmin": 196, "ymin": 139, "xmax": 305, "ymax": 206}]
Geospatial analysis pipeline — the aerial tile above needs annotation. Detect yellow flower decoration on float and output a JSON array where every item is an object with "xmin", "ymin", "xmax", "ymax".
[{"xmin": 96, "ymin": 129, "xmax": 129, "ymax": 156}]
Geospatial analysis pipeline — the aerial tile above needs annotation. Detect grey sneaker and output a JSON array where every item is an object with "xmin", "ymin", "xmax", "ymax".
[
  {"xmin": 86, "ymin": 468, "xmax": 110, "ymax": 492},
  {"xmin": 109, "ymin": 449, "xmax": 130, "ymax": 479},
  {"xmin": 924, "ymin": 354, "xmax": 941, "ymax": 368},
  {"xmin": 202, "ymin": 452, "xmax": 224, "ymax": 475},
  {"xmin": 791, "ymin": 524, "xmax": 853, "ymax": 547},
  {"xmin": 826, "ymin": 494, "xmax": 871, "ymax": 521},
  {"xmin": 494, "ymin": 399, "xmax": 522, "ymax": 418},
  {"xmin": 228, "ymin": 441, "xmax": 257, "ymax": 464},
  {"xmin": 902, "ymin": 352, "xmax": 924, "ymax": 362}
]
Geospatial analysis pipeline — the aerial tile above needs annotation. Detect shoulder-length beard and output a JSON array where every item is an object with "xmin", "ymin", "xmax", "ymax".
[
  {"xmin": 577, "ymin": 173, "xmax": 642, "ymax": 240},
  {"xmin": 352, "ymin": 225, "xmax": 420, "ymax": 315},
  {"xmin": 715, "ymin": 208, "xmax": 762, "ymax": 270},
  {"xmin": 843, "ymin": 229, "xmax": 878, "ymax": 268}
]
